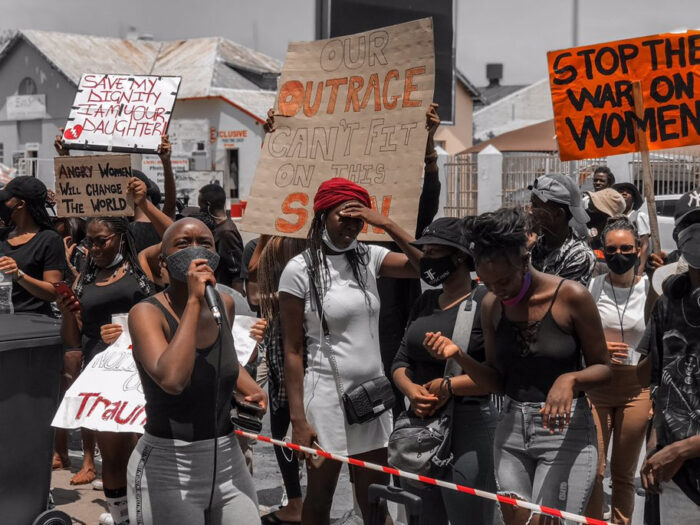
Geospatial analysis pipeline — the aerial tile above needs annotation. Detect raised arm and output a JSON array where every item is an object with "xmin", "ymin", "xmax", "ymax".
[
  {"xmin": 128, "ymin": 177, "xmax": 173, "ymax": 238},
  {"xmin": 158, "ymin": 134, "xmax": 177, "ymax": 219},
  {"xmin": 129, "ymin": 259, "xmax": 212, "ymax": 394},
  {"xmin": 416, "ymin": 103, "xmax": 441, "ymax": 235}
]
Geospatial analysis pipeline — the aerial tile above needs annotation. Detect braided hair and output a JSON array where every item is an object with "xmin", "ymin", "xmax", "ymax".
[
  {"xmin": 25, "ymin": 198, "xmax": 55, "ymax": 232},
  {"xmin": 259, "ymin": 236, "xmax": 308, "ymax": 323},
  {"xmin": 461, "ymin": 207, "xmax": 531, "ymax": 265},
  {"xmin": 307, "ymin": 210, "xmax": 372, "ymax": 307},
  {"xmin": 74, "ymin": 217, "xmax": 152, "ymax": 298},
  {"xmin": 601, "ymin": 215, "xmax": 640, "ymax": 247}
]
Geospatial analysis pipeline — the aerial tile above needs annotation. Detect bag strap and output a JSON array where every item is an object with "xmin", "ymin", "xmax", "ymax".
[
  {"xmin": 302, "ymin": 250, "xmax": 345, "ymax": 399},
  {"xmin": 589, "ymin": 274, "xmax": 607, "ymax": 303},
  {"xmin": 443, "ymin": 285, "xmax": 482, "ymax": 378}
]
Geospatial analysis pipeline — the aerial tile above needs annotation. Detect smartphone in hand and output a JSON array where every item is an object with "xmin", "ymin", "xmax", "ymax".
[{"xmin": 53, "ymin": 281, "xmax": 81, "ymax": 312}]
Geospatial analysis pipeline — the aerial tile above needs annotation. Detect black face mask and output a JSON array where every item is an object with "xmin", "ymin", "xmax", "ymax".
[
  {"xmin": 604, "ymin": 252, "xmax": 638, "ymax": 275},
  {"xmin": 419, "ymin": 255, "xmax": 456, "ymax": 287}
]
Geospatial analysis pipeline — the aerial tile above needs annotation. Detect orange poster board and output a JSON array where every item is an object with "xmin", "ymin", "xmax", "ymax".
[{"xmin": 548, "ymin": 31, "xmax": 700, "ymax": 161}]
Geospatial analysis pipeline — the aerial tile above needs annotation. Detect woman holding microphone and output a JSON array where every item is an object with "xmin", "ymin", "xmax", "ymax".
[{"xmin": 127, "ymin": 218, "xmax": 265, "ymax": 525}]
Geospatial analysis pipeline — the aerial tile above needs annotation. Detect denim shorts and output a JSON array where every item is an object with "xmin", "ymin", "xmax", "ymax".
[{"xmin": 494, "ymin": 396, "xmax": 597, "ymax": 523}]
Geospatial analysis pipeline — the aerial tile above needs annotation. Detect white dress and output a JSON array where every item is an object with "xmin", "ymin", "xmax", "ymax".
[{"xmin": 278, "ymin": 244, "xmax": 392, "ymax": 456}]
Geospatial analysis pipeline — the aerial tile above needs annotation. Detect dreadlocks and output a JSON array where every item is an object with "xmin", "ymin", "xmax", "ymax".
[
  {"xmin": 307, "ymin": 211, "xmax": 372, "ymax": 307},
  {"xmin": 74, "ymin": 217, "xmax": 153, "ymax": 298},
  {"xmin": 259, "ymin": 236, "xmax": 307, "ymax": 322}
]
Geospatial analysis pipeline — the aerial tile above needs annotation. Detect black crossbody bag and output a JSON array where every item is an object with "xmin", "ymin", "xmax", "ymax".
[{"xmin": 302, "ymin": 251, "xmax": 395, "ymax": 425}]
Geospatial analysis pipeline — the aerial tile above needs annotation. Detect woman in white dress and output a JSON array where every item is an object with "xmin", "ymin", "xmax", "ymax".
[{"xmin": 279, "ymin": 177, "xmax": 421, "ymax": 525}]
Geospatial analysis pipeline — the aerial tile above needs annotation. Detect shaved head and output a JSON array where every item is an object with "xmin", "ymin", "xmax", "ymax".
[{"xmin": 161, "ymin": 218, "xmax": 215, "ymax": 256}]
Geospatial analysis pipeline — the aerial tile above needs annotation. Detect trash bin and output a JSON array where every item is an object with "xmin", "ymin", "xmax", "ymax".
[{"xmin": 0, "ymin": 313, "xmax": 71, "ymax": 525}]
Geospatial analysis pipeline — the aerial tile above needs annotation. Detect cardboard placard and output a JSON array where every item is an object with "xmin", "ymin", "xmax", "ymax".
[
  {"xmin": 63, "ymin": 74, "xmax": 181, "ymax": 153},
  {"xmin": 548, "ymin": 31, "xmax": 700, "ymax": 161},
  {"xmin": 240, "ymin": 18, "xmax": 435, "ymax": 240},
  {"xmin": 54, "ymin": 154, "xmax": 134, "ymax": 217}
]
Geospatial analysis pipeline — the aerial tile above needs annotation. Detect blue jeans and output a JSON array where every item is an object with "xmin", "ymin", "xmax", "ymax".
[
  {"xmin": 494, "ymin": 396, "xmax": 597, "ymax": 524},
  {"xmin": 401, "ymin": 400, "xmax": 500, "ymax": 525}
]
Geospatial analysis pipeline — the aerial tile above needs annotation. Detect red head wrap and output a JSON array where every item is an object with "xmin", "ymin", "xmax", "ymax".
[{"xmin": 313, "ymin": 177, "xmax": 371, "ymax": 213}]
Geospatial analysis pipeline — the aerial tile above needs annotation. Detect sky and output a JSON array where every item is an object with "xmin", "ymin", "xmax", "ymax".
[{"xmin": 2, "ymin": 0, "xmax": 698, "ymax": 87}]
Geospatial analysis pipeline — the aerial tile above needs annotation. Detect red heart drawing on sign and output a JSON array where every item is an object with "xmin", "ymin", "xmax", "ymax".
[{"xmin": 64, "ymin": 125, "xmax": 83, "ymax": 140}]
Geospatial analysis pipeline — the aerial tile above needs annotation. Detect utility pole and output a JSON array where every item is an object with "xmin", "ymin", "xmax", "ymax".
[{"xmin": 572, "ymin": 0, "xmax": 579, "ymax": 46}]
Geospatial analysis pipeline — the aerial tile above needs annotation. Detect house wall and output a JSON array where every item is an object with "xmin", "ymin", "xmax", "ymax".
[
  {"xmin": 0, "ymin": 37, "xmax": 76, "ymax": 187},
  {"xmin": 473, "ymin": 78, "xmax": 553, "ymax": 142},
  {"xmin": 435, "ymin": 83, "xmax": 474, "ymax": 155}
]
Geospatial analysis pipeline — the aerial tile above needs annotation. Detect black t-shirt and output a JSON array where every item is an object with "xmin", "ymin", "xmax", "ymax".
[
  {"xmin": 213, "ymin": 219, "xmax": 243, "ymax": 287},
  {"xmin": 391, "ymin": 287, "xmax": 486, "ymax": 398},
  {"xmin": 0, "ymin": 228, "xmax": 66, "ymax": 315},
  {"xmin": 639, "ymin": 273, "xmax": 700, "ymax": 505},
  {"xmin": 129, "ymin": 221, "xmax": 161, "ymax": 253}
]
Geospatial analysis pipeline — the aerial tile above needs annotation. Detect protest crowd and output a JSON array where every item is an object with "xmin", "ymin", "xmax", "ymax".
[{"xmin": 0, "ymin": 17, "xmax": 699, "ymax": 525}]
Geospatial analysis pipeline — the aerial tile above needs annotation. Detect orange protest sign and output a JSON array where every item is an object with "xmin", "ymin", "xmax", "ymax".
[{"xmin": 548, "ymin": 31, "xmax": 700, "ymax": 161}]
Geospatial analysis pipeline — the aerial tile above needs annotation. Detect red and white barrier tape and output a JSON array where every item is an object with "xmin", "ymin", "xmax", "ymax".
[{"xmin": 234, "ymin": 429, "xmax": 612, "ymax": 525}]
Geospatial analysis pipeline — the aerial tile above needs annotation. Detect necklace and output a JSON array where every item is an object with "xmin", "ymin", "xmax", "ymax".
[
  {"xmin": 608, "ymin": 274, "xmax": 636, "ymax": 342},
  {"xmin": 681, "ymin": 297, "xmax": 700, "ymax": 328}
]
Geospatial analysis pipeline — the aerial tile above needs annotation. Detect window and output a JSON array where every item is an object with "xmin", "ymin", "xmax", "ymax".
[
  {"xmin": 18, "ymin": 77, "xmax": 37, "ymax": 95},
  {"xmin": 228, "ymin": 149, "xmax": 239, "ymax": 199}
]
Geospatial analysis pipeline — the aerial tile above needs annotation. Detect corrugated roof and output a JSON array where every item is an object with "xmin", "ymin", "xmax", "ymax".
[
  {"xmin": 474, "ymin": 83, "xmax": 528, "ymax": 108},
  {"xmin": 1, "ymin": 30, "xmax": 282, "ymax": 121}
]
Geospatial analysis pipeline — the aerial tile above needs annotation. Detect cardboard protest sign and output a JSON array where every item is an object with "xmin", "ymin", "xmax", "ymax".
[
  {"xmin": 52, "ymin": 310, "xmax": 259, "ymax": 433},
  {"xmin": 240, "ymin": 18, "xmax": 435, "ymax": 240},
  {"xmin": 63, "ymin": 74, "xmax": 181, "ymax": 153},
  {"xmin": 54, "ymin": 154, "xmax": 133, "ymax": 217},
  {"xmin": 548, "ymin": 31, "xmax": 700, "ymax": 161}
]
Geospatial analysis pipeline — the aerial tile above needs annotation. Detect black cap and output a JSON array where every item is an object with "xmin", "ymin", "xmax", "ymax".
[
  {"xmin": 674, "ymin": 188, "xmax": 700, "ymax": 227},
  {"xmin": 411, "ymin": 217, "xmax": 471, "ymax": 254},
  {"xmin": 612, "ymin": 182, "xmax": 643, "ymax": 211},
  {"xmin": 0, "ymin": 176, "xmax": 47, "ymax": 202}
]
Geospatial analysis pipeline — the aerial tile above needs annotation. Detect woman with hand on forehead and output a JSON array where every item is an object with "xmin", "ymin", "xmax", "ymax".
[
  {"xmin": 424, "ymin": 208, "xmax": 611, "ymax": 525},
  {"xmin": 280, "ymin": 178, "xmax": 423, "ymax": 525}
]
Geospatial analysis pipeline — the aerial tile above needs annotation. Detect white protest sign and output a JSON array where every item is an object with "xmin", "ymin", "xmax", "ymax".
[
  {"xmin": 63, "ymin": 74, "xmax": 181, "ymax": 153},
  {"xmin": 52, "ymin": 315, "xmax": 261, "ymax": 433}
]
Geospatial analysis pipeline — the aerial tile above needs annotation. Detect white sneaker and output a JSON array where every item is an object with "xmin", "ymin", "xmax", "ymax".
[
  {"xmin": 99, "ymin": 513, "xmax": 114, "ymax": 525},
  {"xmin": 92, "ymin": 479, "xmax": 104, "ymax": 491}
]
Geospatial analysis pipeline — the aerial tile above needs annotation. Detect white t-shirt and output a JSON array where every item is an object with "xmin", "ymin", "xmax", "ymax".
[
  {"xmin": 591, "ymin": 274, "xmax": 649, "ymax": 365},
  {"xmin": 278, "ymin": 244, "xmax": 391, "ymax": 455},
  {"xmin": 628, "ymin": 209, "xmax": 651, "ymax": 237}
]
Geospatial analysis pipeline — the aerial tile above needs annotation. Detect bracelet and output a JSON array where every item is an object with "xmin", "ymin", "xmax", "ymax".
[
  {"xmin": 14, "ymin": 269, "xmax": 25, "ymax": 281},
  {"xmin": 442, "ymin": 376, "xmax": 453, "ymax": 398},
  {"xmin": 424, "ymin": 152, "xmax": 438, "ymax": 163}
]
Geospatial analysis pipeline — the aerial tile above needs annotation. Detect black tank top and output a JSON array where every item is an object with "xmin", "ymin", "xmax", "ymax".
[
  {"xmin": 495, "ymin": 280, "xmax": 583, "ymax": 402},
  {"xmin": 136, "ymin": 295, "xmax": 240, "ymax": 441}
]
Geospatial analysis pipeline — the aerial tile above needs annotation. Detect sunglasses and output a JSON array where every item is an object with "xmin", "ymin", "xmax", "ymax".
[
  {"xmin": 85, "ymin": 233, "xmax": 117, "ymax": 249},
  {"xmin": 604, "ymin": 244, "xmax": 636, "ymax": 255}
]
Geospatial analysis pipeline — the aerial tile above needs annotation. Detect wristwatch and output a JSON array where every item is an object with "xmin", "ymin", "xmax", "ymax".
[{"xmin": 15, "ymin": 269, "xmax": 25, "ymax": 281}]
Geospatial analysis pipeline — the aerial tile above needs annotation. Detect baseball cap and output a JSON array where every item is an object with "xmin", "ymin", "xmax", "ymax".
[
  {"xmin": 612, "ymin": 182, "xmax": 643, "ymax": 211},
  {"xmin": 529, "ymin": 173, "xmax": 589, "ymax": 225},
  {"xmin": 588, "ymin": 188, "xmax": 627, "ymax": 217},
  {"xmin": 674, "ymin": 188, "xmax": 700, "ymax": 227},
  {"xmin": 0, "ymin": 176, "xmax": 47, "ymax": 202},
  {"xmin": 412, "ymin": 217, "xmax": 472, "ymax": 255}
]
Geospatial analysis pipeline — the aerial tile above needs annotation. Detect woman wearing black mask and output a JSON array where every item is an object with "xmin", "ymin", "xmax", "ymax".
[
  {"xmin": 0, "ymin": 176, "xmax": 65, "ymax": 315},
  {"xmin": 127, "ymin": 218, "xmax": 265, "ymax": 525},
  {"xmin": 585, "ymin": 217, "xmax": 652, "ymax": 524},
  {"xmin": 391, "ymin": 217, "xmax": 499, "ymax": 525}
]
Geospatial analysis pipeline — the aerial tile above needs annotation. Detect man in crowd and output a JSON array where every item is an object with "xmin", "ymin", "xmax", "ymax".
[
  {"xmin": 198, "ymin": 183, "xmax": 244, "ymax": 293},
  {"xmin": 614, "ymin": 182, "xmax": 651, "ymax": 275},
  {"xmin": 593, "ymin": 166, "xmax": 616, "ymax": 191},
  {"xmin": 640, "ymin": 187, "xmax": 700, "ymax": 522},
  {"xmin": 529, "ymin": 173, "xmax": 596, "ymax": 285}
]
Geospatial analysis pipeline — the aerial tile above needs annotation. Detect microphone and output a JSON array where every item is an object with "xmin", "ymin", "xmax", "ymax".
[{"xmin": 204, "ymin": 284, "xmax": 222, "ymax": 325}]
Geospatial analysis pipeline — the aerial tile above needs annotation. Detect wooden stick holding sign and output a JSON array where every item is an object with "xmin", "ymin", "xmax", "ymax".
[
  {"xmin": 631, "ymin": 82, "xmax": 662, "ymax": 255},
  {"xmin": 54, "ymin": 154, "xmax": 134, "ymax": 217}
]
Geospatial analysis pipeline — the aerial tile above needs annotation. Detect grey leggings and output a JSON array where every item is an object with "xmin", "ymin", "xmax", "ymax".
[{"xmin": 127, "ymin": 432, "xmax": 259, "ymax": 525}]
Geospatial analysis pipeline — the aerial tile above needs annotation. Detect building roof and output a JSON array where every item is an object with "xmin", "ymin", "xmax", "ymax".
[
  {"xmin": 0, "ymin": 29, "xmax": 281, "ymax": 122},
  {"xmin": 474, "ymin": 83, "xmax": 528, "ymax": 109},
  {"xmin": 462, "ymin": 119, "xmax": 557, "ymax": 154},
  {"xmin": 455, "ymin": 69, "xmax": 483, "ymax": 102}
]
